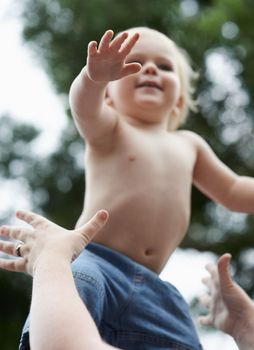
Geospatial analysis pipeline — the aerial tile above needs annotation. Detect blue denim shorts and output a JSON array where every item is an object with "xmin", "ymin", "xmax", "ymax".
[{"xmin": 19, "ymin": 242, "xmax": 202, "ymax": 350}]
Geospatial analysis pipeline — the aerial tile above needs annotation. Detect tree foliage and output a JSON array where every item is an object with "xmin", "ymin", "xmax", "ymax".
[{"xmin": 1, "ymin": 0, "xmax": 254, "ymax": 347}]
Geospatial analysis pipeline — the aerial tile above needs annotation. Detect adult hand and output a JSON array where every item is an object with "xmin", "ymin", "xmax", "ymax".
[
  {"xmin": 199, "ymin": 253, "xmax": 254, "ymax": 338},
  {"xmin": 0, "ymin": 209, "xmax": 108, "ymax": 276}
]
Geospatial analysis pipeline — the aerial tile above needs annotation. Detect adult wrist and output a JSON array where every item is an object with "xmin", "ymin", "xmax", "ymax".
[
  {"xmin": 232, "ymin": 309, "xmax": 254, "ymax": 350},
  {"xmin": 32, "ymin": 250, "xmax": 71, "ymax": 276}
]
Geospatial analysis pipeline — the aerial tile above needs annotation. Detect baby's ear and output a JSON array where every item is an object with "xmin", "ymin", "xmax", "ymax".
[
  {"xmin": 172, "ymin": 95, "xmax": 184, "ymax": 117},
  {"xmin": 105, "ymin": 87, "xmax": 114, "ymax": 106}
]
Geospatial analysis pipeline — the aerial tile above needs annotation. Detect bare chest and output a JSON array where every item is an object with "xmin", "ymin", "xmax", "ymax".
[{"xmin": 87, "ymin": 128, "xmax": 196, "ymax": 186}]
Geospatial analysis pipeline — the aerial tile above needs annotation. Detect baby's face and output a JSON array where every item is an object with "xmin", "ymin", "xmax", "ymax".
[{"xmin": 107, "ymin": 28, "xmax": 183, "ymax": 126}]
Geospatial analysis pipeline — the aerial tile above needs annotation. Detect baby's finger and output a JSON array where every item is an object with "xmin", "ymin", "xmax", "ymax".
[
  {"xmin": 119, "ymin": 32, "xmax": 139, "ymax": 56},
  {"xmin": 0, "ymin": 257, "xmax": 26, "ymax": 273},
  {"xmin": 77, "ymin": 210, "xmax": 109, "ymax": 245},
  {"xmin": 98, "ymin": 30, "xmax": 114, "ymax": 52},
  {"xmin": 110, "ymin": 32, "xmax": 128, "ymax": 51},
  {"xmin": 87, "ymin": 41, "xmax": 98, "ymax": 56}
]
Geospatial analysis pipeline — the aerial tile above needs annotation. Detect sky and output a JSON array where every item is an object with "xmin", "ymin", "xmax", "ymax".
[
  {"xmin": 0, "ymin": 0, "xmax": 67, "ymax": 150},
  {"xmin": 0, "ymin": 1, "xmax": 238, "ymax": 349}
]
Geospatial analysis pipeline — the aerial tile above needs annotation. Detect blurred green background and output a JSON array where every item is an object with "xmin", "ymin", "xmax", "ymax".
[{"xmin": 0, "ymin": 0, "xmax": 254, "ymax": 348}]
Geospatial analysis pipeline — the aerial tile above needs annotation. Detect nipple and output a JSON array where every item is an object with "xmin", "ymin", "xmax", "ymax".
[{"xmin": 128, "ymin": 155, "xmax": 136, "ymax": 162}]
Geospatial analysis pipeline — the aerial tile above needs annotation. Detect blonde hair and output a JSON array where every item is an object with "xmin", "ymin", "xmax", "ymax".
[
  {"xmin": 125, "ymin": 27, "xmax": 199, "ymax": 131},
  {"xmin": 167, "ymin": 41, "xmax": 199, "ymax": 130}
]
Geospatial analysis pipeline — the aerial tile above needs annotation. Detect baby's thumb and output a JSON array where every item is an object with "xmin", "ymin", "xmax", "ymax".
[
  {"xmin": 77, "ymin": 210, "xmax": 109, "ymax": 246},
  {"xmin": 122, "ymin": 63, "xmax": 141, "ymax": 77}
]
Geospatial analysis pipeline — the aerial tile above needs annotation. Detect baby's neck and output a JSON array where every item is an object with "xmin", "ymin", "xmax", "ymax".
[{"xmin": 120, "ymin": 113, "xmax": 169, "ymax": 132}]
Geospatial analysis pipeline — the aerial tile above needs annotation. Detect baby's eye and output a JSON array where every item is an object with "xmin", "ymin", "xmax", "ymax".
[
  {"xmin": 158, "ymin": 63, "xmax": 173, "ymax": 71},
  {"xmin": 126, "ymin": 59, "xmax": 143, "ymax": 65},
  {"xmin": 134, "ymin": 60, "xmax": 143, "ymax": 65}
]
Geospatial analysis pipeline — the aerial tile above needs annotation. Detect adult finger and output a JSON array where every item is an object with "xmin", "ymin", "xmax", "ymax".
[
  {"xmin": 16, "ymin": 210, "xmax": 50, "ymax": 230},
  {"xmin": 205, "ymin": 263, "xmax": 218, "ymax": 278},
  {"xmin": 0, "ymin": 257, "xmax": 26, "ymax": 273},
  {"xmin": 201, "ymin": 276, "xmax": 213, "ymax": 289},
  {"xmin": 199, "ymin": 293, "xmax": 212, "ymax": 308},
  {"xmin": 217, "ymin": 253, "xmax": 234, "ymax": 293},
  {"xmin": 199, "ymin": 315, "xmax": 213, "ymax": 327},
  {"xmin": 76, "ymin": 210, "xmax": 109, "ymax": 245},
  {"xmin": 0, "ymin": 240, "xmax": 19, "ymax": 257},
  {"xmin": 0, "ymin": 225, "xmax": 32, "ymax": 242}
]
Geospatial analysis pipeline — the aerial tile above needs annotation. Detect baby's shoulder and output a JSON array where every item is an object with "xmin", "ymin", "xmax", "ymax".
[
  {"xmin": 169, "ymin": 130, "xmax": 212, "ymax": 159},
  {"xmin": 173, "ymin": 130, "xmax": 208, "ymax": 148},
  {"xmin": 174, "ymin": 130, "xmax": 203, "ymax": 144}
]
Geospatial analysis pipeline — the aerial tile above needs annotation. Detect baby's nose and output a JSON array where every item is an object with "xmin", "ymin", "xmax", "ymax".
[{"xmin": 143, "ymin": 62, "xmax": 157, "ymax": 75}]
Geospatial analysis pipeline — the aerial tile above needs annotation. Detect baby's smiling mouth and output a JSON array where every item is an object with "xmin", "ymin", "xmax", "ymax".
[{"xmin": 136, "ymin": 81, "xmax": 163, "ymax": 91}]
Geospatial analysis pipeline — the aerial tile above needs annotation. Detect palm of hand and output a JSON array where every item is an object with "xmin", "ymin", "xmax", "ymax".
[
  {"xmin": 25, "ymin": 218, "xmax": 79, "ymax": 275},
  {"xmin": 0, "ymin": 210, "xmax": 108, "ymax": 276},
  {"xmin": 210, "ymin": 286, "xmax": 235, "ymax": 334},
  {"xmin": 87, "ymin": 30, "xmax": 141, "ymax": 82},
  {"xmin": 209, "ymin": 270, "xmax": 251, "ymax": 336}
]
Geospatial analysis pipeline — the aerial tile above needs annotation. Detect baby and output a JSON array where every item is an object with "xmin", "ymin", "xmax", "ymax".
[{"xmin": 71, "ymin": 27, "xmax": 253, "ymax": 271}]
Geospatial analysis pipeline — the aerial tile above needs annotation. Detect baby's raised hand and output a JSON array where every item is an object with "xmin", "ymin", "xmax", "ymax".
[
  {"xmin": 86, "ymin": 30, "xmax": 141, "ymax": 83},
  {"xmin": 0, "ymin": 209, "xmax": 108, "ymax": 276}
]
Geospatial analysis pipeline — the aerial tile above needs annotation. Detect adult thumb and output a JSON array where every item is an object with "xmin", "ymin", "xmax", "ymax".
[
  {"xmin": 217, "ymin": 253, "xmax": 234, "ymax": 294},
  {"xmin": 77, "ymin": 210, "xmax": 109, "ymax": 245}
]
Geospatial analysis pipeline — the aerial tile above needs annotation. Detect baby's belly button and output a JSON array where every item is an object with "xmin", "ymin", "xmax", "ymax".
[{"xmin": 144, "ymin": 248, "xmax": 154, "ymax": 256}]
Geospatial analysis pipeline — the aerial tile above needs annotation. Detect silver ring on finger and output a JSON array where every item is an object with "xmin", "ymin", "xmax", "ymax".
[{"xmin": 15, "ymin": 242, "xmax": 24, "ymax": 257}]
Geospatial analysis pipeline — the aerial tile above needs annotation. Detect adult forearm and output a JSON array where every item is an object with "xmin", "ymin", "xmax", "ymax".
[
  {"xmin": 235, "ymin": 333, "xmax": 254, "ymax": 350},
  {"xmin": 30, "ymin": 253, "xmax": 103, "ymax": 350},
  {"xmin": 232, "ymin": 309, "xmax": 254, "ymax": 350}
]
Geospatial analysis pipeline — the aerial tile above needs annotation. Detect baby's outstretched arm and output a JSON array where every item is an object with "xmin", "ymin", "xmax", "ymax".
[
  {"xmin": 69, "ymin": 30, "xmax": 141, "ymax": 143},
  {"xmin": 0, "ymin": 210, "xmax": 118, "ymax": 350},
  {"xmin": 199, "ymin": 253, "xmax": 254, "ymax": 350},
  {"xmin": 184, "ymin": 131, "xmax": 254, "ymax": 213}
]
